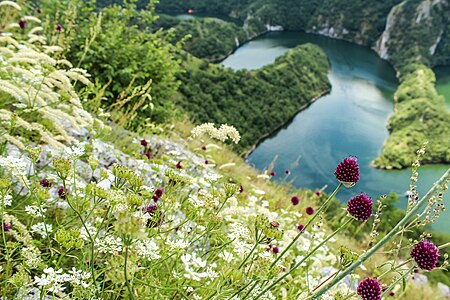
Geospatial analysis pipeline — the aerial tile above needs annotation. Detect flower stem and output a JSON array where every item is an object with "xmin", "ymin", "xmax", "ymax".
[
  {"xmin": 380, "ymin": 266, "xmax": 415, "ymax": 298},
  {"xmin": 256, "ymin": 217, "xmax": 353, "ymax": 298},
  {"xmin": 124, "ymin": 245, "xmax": 135, "ymax": 300},
  {"xmin": 270, "ymin": 183, "xmax": 342, "ymax": 269},
  {"xmin": 310, "ymin": 167, "xmax": 450, "ymax": 300},
  {"xmin": 238, "ymin": 237, "xmax": 263, "ymax": 269},
  {"xmin": 439, "ymin": 242, "xmax": 450, "ymax": 250}
]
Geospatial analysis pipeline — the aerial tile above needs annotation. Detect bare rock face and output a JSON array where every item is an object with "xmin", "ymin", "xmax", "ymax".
[{"xmin": 374, "ymin": 0, "xmax": 449, "ymax": 63}]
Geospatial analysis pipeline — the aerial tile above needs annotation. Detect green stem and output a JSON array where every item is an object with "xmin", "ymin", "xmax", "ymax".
[
  {"xmin": 270, "ymin": 183, "xmax": 342, "ymax": 269},
  {"xmin": 124, "ymin": 245, "xmax": 135, "ymax": 300},
  {"xmin": 238, "ymin": 237, "xmax": 263, "ymax": 269},
  {"xmin": 310, "ymin": 167, "xmax": 450, "ymax": 300},
  {"xmin": 256, "ymin": 217, "xmax": 353, "ymax": 299},
  {"xmin": 380, "ymin": 266, "xmax": 415, "ymax": 298}
]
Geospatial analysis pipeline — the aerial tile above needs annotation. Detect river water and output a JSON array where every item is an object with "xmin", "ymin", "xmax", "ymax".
[{"xmin": 222, "ymin": 31, "xmax": 450, "ymax": 232}]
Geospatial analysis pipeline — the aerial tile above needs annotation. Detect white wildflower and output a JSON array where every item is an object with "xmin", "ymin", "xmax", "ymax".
[
  {"xmin": 191, "ymin": 123, "xmax": 240, "ymax": 144},
  {"xmin": 166, "ymin": 238, "xmax": 189, "ymax": 250},
  {"xmin": 134, "ymin": 239, "xmax": 161, "ymax": 261},
  {"xmin": 96, "ymin": 235, "xmax": 122, "ymax": 254},
  {"xmin": 79, "ymin": 223, "xmax": 97, "ymax": 241},
  {"xmin": 25, "ymin": 205, "xmax": 46, "ymax": 217},
  {"xmin": 31, "ymin": 222, "xmax": 53, "ymax": 238},
  {"xmin": 228, "ymin": 223, "xmax": 251, "ymax": 240},
  {"xmin": 188, "ymin": 195, "xmax": 205, "ymax": 208},
  {"xmin": 67, "ymin": 267, "xmax": 91, "ymax": 287},
  {"xmin": 22, "ymin": 246, "xmax": 42, "ymax": 269},
  {"xmin": 2, "ymin": 194, "xmax": 12, "ymax": 207},
  {"xmin": 65, "ymin": 141, "xmax": 86, "ymax": 158},
  {"xmin": 0, "ymin": 156, "xmax": 29, "ymax": 186},
  {"xmin": 181, "ymin": 253, "xmax": 209, "ymax": 281}
]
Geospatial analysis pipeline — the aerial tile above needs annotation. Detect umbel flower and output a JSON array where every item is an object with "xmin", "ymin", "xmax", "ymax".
[
  {"xmin": 357, "ymin": 278, "xmax": 381, "ymax": 300},
  {"xmin": 411, "ymin": 239, "xmax": 440, "ymax": 271},
  {"xmin": 347, "ymin": 193, "xmax": 373, "ymax": 221},
  {"xmin": 334, "ymin": 156, "xmax": 360, "ymax": 187}
]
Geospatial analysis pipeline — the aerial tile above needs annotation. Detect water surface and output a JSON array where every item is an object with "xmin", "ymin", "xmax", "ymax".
[{"xmin": 222, "ymin": 32, "xmax": 450, "ymax": 232}]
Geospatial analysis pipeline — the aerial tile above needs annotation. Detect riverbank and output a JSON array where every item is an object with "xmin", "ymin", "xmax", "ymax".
[{"xmin": 244, "ymin": 88, "xmax": 331, "ymax": 158}]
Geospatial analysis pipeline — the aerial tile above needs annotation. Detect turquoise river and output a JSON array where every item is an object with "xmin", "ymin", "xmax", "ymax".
[{"xmin": 221, "ymin": 31, "xmax": 450, "ymax": 232}]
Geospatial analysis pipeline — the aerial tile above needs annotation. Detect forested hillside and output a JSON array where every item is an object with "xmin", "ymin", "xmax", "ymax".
[
  {"xmin": 177, "ymin": 44, "xmax": 331, "ymax": 152},
  {"xmin": 157, "ymin": 0, "xmax": 450, "ymax": 168}
]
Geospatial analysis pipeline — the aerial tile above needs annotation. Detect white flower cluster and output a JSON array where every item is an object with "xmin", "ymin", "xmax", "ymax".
[
  {"xmin": 30, "ymin": 222, "xmax": 53, "ymax": 238},
  {"xmin": 1, "ymin": 194, "xmax": 12, "ymax": 207},
  {"xmin": 21, "ymin": 246, "xmax": 42, "ymax": 269},
  {"xmin": 191, "ymin": 123, "xmax": 241, "ymax": 144},
  {"xmin": 25, "ymin": 205, "xmax": 46, "ymax": 217},
  {"xmin": 133, "ymin": 239, "xmax": 161, "ymax": 261},
  {"xmin": 0, "ymin": 155, "xmax": 29, "ymax": 186},
  {"xmin": 34, "ymin": 267, "xmax": 90, "ymax": 294},
  {"xmin": 181, "ymin": 252, "xmax": 209, "ymax": 281},
  {"xmin": 65, "ymin": 141, "xmax": 86, "ymax": 158},
  {"xmin": 96, "ymin": 235, "xmax": 122, "ymax": 254}
]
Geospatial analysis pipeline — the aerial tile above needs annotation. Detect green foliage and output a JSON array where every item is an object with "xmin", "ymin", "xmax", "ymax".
[
  {"xmin": 38, "ymin": 0, "xmax": 183, "ymax": 127},
  {"xmin": 177, "ymin": 44, "xmax": 331, "ymax": 152},
  {"xmin": 383, "ymin": 0, "xmax": 450, "ymax": 72},
  {"xmin": 159, "ymin": 15, "xmax": 248, "ymax": 61},
  {"xmin": 374, "ymin": 65, "xmax": 450, "ymax": 169}
]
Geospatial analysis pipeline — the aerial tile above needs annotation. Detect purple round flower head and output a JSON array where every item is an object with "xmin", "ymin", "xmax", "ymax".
[
  {"xmin": 18, "ymin": 20, "xmax": 27, "ymax": 29},
  {"xmin": 144, "ymin": 204, "xmax": 164, "ymax": 228},
  {"xmin": 272, "ymin": 246, "xmax": 279, "ymax": 254},
  {"xmin": 145, "ymin": 203, "xmax": 158, "ymax": 214},
  {"xmin": 297, "ymin": 224, "xmax": 304, "ymax": 231},
  {"xmin": 285, "ymin": 169, "xmax": 290, "ymax": 175},
  {"xmin": 347, "ymin": 193, "xmax": 373, "ymax": 221},
  {"xmin": 204, "ymin": 160, "xmax": 209, "ymax": 165},
  {"xmin": 239, "ymin": 184, "xmax": 244, "ymax": 193},
  {"xmin": 154, "ymin": 188, "xmax": 164, "ymax": 199},
  {"xmin": 140, "ymin": 139, "xmax": 148, "ymax": 147},
  {"xmin": 411, "ymin": 239, "xmax": 440, "ymax": 271},
  {"xmin": 144, "ymin": 151, "xmax": 151, "ymax": 160},
  {"xmin": 153, "ymin": 188, "xmax": 164, "ymax": 202},
  {"xmin": 270, "ymin": 171, "xmax": 276, "ymax": 176},
  {"xmin": 357, "ymin": 278, "xmax": 381, "ymax": 300},
  {"xmin": 291, "ymin": 195, "xmax": 300, "ymax": 206},
  {"xmin": 56, "ymin": 24, "xmax": 63, "ymax": 32},
  {"xmin": 57, "ymin": 186, "xmax": 69, "ymax": 199},
  {"xmin": 201, "ymin": 145, "xmax": 207, "ymax": 151},
  {"xmin": 315, "ymin": 191, "xmax": 321, "ymax": 196},
  {"xmin": 37, "ymin": 8, "xmax": 42, "ymax": 14},
  {"xmin": 3, "ymin": 222, "xmax": 11, "ymax": 232},
  {"xmin": 40, "ymin": 178, "xmax": 52, "ymax": 188},
  {"xmin": 334, "ymin": 156, "xmax": 360, "ymax": 188},
  {"xmin": 176, "ymin": 160, "xmax": 182, "ymax": 169},
  {"xmin": 306, "ymin": 206, "xmax": 314, "ymax": 215}
]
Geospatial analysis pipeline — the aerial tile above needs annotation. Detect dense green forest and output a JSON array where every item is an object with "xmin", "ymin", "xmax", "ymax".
[
  {"xmin": 373, "ymin": 65, "xmax": 450, "ymax": 168},
  {"xmin": 177, "ymin": 44, "xmax": 331, "ymax": 152},
  {"xmin": 154, "ymin": 15, "xmax": 248, "ymax": 61}
]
